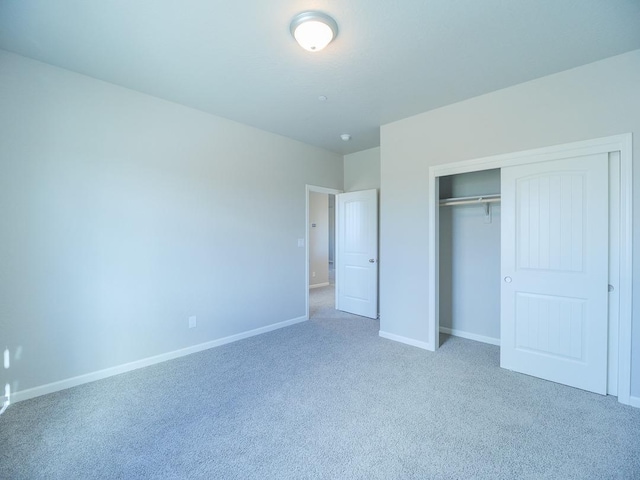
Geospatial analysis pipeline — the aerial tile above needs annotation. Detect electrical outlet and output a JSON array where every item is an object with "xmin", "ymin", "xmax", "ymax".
[
  {"xmin": 188, "ymin": 316, "xmax": 197, "ymax": 328},
  {"xmin": 312, "ymin": 271, "xmax": 316, "ymax": 277}
]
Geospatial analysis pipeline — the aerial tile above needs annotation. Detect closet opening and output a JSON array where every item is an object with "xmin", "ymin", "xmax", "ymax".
[{"xmin": 438, "ymin": 169, "xmax": 501, "ymax": 346}]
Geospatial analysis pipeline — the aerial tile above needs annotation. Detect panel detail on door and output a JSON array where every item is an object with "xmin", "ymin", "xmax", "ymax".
[
  {"xmin": 501, "ymin": 153, "xmax": 608, "ymax": 394},
  {"xmin": 343, "ymin": 266, "xmax": 369, "ymax": 301},
  {"xmin": 515, "ymin": 293, "xmax": 586, "ymax": 362},
  {"xmin": 516, "ymin": 173, "xmax": 585, "ymax": 272}
]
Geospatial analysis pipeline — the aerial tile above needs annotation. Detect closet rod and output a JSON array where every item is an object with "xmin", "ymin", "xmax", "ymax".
[{"xmin": 439, "ymin": 194, "xmax": 501, "ymax": 207}]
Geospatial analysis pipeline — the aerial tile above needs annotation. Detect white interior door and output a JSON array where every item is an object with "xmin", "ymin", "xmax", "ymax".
[
  {"xmin": 501, "ymin": 153, "xmax": 609, "ymax": 394},
  {"xmin": 336, "ymin": 189, "xmax": 378, "ymax": 319}
]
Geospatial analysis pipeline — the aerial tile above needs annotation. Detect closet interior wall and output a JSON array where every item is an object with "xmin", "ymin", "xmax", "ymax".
[{"xmin": 438, "ymin": 169, "xmax": 501, "ymax": 344}]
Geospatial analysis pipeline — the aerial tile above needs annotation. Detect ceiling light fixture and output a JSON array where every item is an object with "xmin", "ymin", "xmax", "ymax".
[
  {"xmin": 290, "ymin": 11, "xmax": 338, "ymax": 52},
  {"xmin": 340, "ymin": 134, "xmax": 351, "ymax": 141}
]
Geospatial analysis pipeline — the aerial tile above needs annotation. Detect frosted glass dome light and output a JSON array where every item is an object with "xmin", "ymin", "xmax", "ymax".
[{"xmin": 290, "ymin": 11, "xmax": 338, "ymax": 52}]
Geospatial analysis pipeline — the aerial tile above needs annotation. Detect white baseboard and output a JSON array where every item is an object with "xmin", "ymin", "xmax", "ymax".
[
  {"xmin": 309, "ymin": 282, "xmax": 330, "ymax": 289},
  {"xmin": 439, "ymin": 327, "xmax": 500, "ymax": 346},
  {"xmin": 379, "ymin": 330, "xmax": 431, "ymax": 350},
  {"xmin": 629, "ymin": 396, "xmax": 640, "ymax": 408},
  {"xmin": 11, "ymin": 315, "xmax": 308, "ymax": 404}
]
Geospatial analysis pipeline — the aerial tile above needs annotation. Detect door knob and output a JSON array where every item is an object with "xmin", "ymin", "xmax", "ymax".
[
  {"xmin": 369, "ymin": 259, "xmax": 375, "ymax": 263},
  {"xmin": 504, "ymin": 276, "xmax": 512, "ymax": 283}
]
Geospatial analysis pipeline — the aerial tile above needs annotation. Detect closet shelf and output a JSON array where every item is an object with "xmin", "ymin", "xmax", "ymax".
[{"xmin": 439, "ymin": 194, "xmax": 501, "ymax": 207}]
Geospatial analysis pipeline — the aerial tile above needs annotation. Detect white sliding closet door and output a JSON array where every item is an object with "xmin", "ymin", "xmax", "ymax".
[{"xmin": 501, "ymin": 154, "xmax": 609, "ymax": 394}]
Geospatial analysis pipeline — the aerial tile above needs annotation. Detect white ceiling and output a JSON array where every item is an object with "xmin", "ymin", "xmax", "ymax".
[{"xmin": 1, "ymin": 1, "xmax": 639, "ymax": 154}]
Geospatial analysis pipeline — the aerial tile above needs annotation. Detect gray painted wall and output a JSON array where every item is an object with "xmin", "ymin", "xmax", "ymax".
[
  {"xmin": 0, "ymin": 51, "xmax": 343, "ymax": 395},
  {"xmin": 380, "ymin": 49, "xmax": 640, "ymax": 397},
  {"xmin": 439, "ymin": 170, "xmax": 501, "ymax": 341},
  {"xmin": 344, "ymin": 147, "xmax": 380, "ymax": 192},
  {"xmin": 309, "ymin": 192, "xmax": 329, "ymax": 286}
]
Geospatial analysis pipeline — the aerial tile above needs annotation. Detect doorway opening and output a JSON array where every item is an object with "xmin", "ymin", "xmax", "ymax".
[
  {"xmin": 306, "ymin": 185, "xmax": 341, "ymax": 320},
  {"xmin": 309, "ymin": 191, "xmax": 337, "ymax": 319},
  {"xmin": 306, "ymin": 186, "xmax": 380, "ymax": 321}
]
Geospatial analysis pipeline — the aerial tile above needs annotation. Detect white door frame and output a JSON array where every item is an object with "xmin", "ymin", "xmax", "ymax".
[
  {"xmin": 306, "ymin": 185, "xmax": 342, "ymax": 320},
  {"xmin": 427, "ymin": 134, "xmax": 633, "ymax": 405}
]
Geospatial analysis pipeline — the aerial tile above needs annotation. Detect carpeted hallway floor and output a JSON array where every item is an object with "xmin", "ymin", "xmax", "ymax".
[
  {"xmin": 1, "ymin": 285, "xmax": 639, "ymax": 479},
  {"xmin": 309, "ymin": 282, "xmax": 339, "ymax": 320}
]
